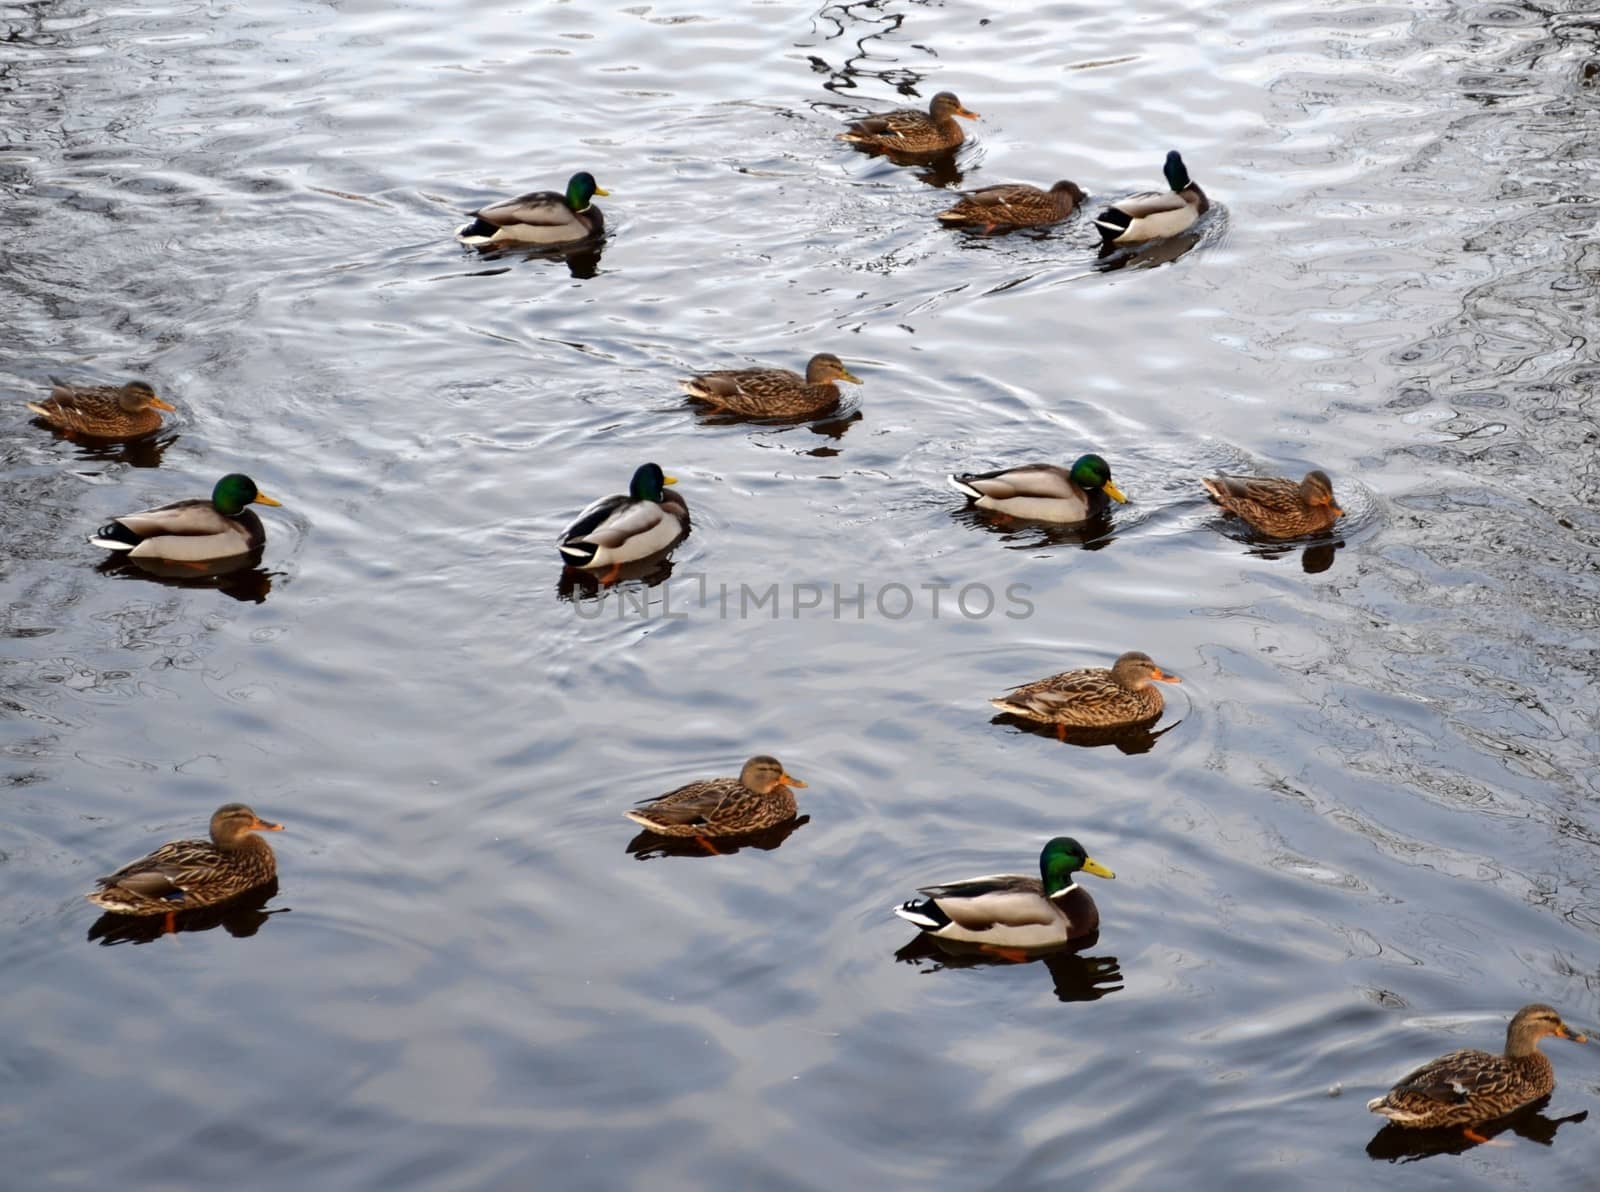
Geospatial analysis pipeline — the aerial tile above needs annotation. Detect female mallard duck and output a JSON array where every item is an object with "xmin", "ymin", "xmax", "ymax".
[
  {"xmin": 90, "ymin": 473, "xmax": 282, "ymax": 563},
  {"xmin": 839, "ymin": 91, "xmax": 979, "ymax": 156},
  {"xmin": 456, "ymin": 171, "xmax": 609, "ymax": 247},
  {"xmin": 937, "ymin": 180, "xmax": 1087, "ymax": 232},
  {"xmin": 1202, "ymin": 469, "xmax": 1343, "ymax": 539},
  {"xmin": 992, "ymin": 650, "xmax": 1179, "ymax": 738},
  {"xmin": 894, "ymin": 837, "xmax": 1114, "ymax": 956},
  {"xmin": 1368, "ymin": 1005, "xmax": 1588, "ymax": 1136},
  {"xmin": 1094, "ymin": 150, "xmax": 1209, "ymax": 245},
  {"xmin": 558, "ymin": 463, "xmax": 689, "ymax": 584},
  {"xmin": 681, "ymin": 353, "xmax": 862, "ymax": 419},
  {"xmin": 625, "ymin": 756, "xmax": 806, "ymax": 849},
  {"xmin": 949, "ymin": 453, "xmax": 1128, "ymax": 524},
  {"xmin": 87, "ymin": 803, "xmax": 283, "ymax": 925},
  {"xmin": 26, "ymin": 380, "xmax": 175, "ymax": 439}
]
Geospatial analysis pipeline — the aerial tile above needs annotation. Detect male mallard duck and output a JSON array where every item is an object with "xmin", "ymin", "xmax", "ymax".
[
  {"xmin": 1368, "ymin": 1005, "xmax": 1588, "ymax": 1136},
  {"xmin": 680, "ymin": 353, "xmax": 862, "ymax": 419},
  {"xmin": 90, "ymin": 473, "xmax": 282, "ymax": 563},
  {"xmin": 949, "ymin": 453, "xmax": 1127, "ymax": 524},
  {"xmin": 1094, "ymin": 151, "xmax": 1210, "ymax": 245},
  {"xmin": 992, "ymin": 650, "xmax": 1179, "ymax": 738},
  {"xmin": 894, "ymin": 836, "xmax": 1114, "ymax": 957},
  {"xmin": 87, "ymin": 803, "xmax": 283, "ymax": 925},
  {"xmin": 937, "ymin": 180, "xmax": 1087, "ymax": 232},
  {"xmin": 625, "ymin": 756, "xmax": 806, "ymax": 850},
  {"xmin": 558, "ymin": 463, "xmax": 689, "ymax": 584},
  {"xmin": 456, "ymin": 171, "xmax": 609, "ymax": 247},
  {"xmin": 1202, "ymin": 469, "xmax": 1343, "ymax": 539},
  {"xmin": 839, "ymin": 91, "xmax": 979, "ymax": 156},
  {"xmin": 26, "ymin": 380, "xmax": 175, "ymax": 439}
]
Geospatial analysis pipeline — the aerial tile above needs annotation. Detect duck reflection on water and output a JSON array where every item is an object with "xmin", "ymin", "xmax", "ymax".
[
  {"xmin": 626, "ymin": 814, "xmax": 810, "ymax": 861},
  {"xmin": 894, "ymin": 934, "xmax": 1124, "ymax": 1004},
  {"xmin": 87, "ymin": 879, "xmax": 286, "ymax": 946},
  {"xmin": 95, "ymin": 553, "xmax": 275, "ymax": 604},
  {"xmin": 989, "ymin": 712, "xmax": 1182, "ymax": 756},
  {"xmin": 1365, "ymin": 1099, "xmax": 1587, "ymax": 1162}
]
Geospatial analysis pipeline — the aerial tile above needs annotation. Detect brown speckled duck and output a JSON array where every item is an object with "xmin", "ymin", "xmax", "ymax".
[
  {"xmin": 991, "ymin": 651, "xmax": 1179, "ymax": 739},
  {"xmin": 1368, "ymin": 1004, "xmax": 1588, "ymax": 1137},
  {"xmin": 681, "ymin": 353, "xmax": 861, "ymax": 419},
  {"xmin": 87, "ymin": 803, "xmax": 283, "ymax": 928},
  {"xmin": 26, "ymin": 380, "xmax": 175, "ymax": 439},
  {"xmin": 625, "ymin": 756, "xmax": 806, "ymax": 851},
  {"xmin": 839, "ymin": 91, "xmax": 978, "ymax": 156},
  {"xmin": 1202, "ymin": 469, "xmax": 1343, "ymax": 539},
  {"xmin": 937, "ymin": 180, "xmax": 1087, "ymax": 232}
]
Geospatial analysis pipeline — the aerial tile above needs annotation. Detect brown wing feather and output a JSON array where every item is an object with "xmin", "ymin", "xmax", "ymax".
[
  {"xmin": 1202, "ymin": 474, "xmax": 1337, "ymax": 538},
  {"xmin": 992, "ymin": 666, "xmax": 1162, "ymax": 728}
]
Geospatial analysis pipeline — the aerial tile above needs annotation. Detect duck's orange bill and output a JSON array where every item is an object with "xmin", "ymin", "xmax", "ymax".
[
  {"xmin": 149, "ymin": 396, "xmax": 178, "ymax": 412},
  {"xmin": 1153, "ymin": 669, "xmax": 1181, "ymax": 684},
  {"xmin": 253, "ymin": 492, "xmax": 283, "ymax": 507},
  {"xmin": 1558, "ymin": 1024, "xmax": 1588, "ymax": 1043},
  {"xmin": 251, "ymin": 818, "xmax": 285, "ymax": 831},
  {"xmin": 956, "ymin": 106, "xmax": 980, "ymax": 119},
  {"xmin": 780, "ymin": 773, "xmax": 807, "ymax": 788}
]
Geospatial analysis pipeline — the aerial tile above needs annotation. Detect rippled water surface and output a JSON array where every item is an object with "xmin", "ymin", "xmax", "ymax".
[{"xmin": 4, "ymin": 0, "xmax": 1599, "ymax": 1187}]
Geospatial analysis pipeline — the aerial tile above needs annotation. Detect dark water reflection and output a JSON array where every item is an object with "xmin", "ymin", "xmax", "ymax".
[
  {"xmin": 1366, "ymin": 1101, "xmax": 1589, "ymax": 1163},
  {"xmin": 5, "ymin": 0, "xmax": 1600, "ymax": 1188},
  {"xmin": 626, "ymin": 815, "xmax": 811, "ymax": 860},
  {"xmin": 87, "ymin": 880, "xmax": 286, "ymax": 947},
  {"xmin": 894, "ymin": 934, "xmax": 1126, "ymax": 1004}
]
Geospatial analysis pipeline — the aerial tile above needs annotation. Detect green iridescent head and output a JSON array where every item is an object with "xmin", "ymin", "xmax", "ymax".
[
  {"xmin": 212, "ymin": 473, "xmax": 281, "ymax": 517},
  {"xmin": 628, "ymin": 463, "xmax": 678, "ymax": 503},
  {"xmin": 1163, "ymin": 150, "xmax": 1191, "ymax": 191},
  {"xmin": 1069, "ymin": 454, "xmax": 1128, "ymax": 504},
  {"xmin": 1039, "ymin": 836, "xmax": 1115, "ymax": 895},
  {"xmin": 565, "ymin": 172, "xmax": 609, "ymax": 212}
]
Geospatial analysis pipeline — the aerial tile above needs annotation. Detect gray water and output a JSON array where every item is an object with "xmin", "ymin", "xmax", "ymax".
[{"xmin": 3, "ymin": 0, "xmax": 1598, "ymax": 1188}]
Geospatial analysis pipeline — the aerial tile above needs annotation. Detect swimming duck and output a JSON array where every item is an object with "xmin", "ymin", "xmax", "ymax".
[
  {"xmin": 1368, "ymin": 1004, "xmax": 1588, "ymax": 1136},
  {"xmin": 26, "ymin": 380, "xmax": 175, "ymax": 439},
  {"xmin": 625, "ymin": 756, "xmax": 806, "ymax": 849},
  {"xmin": 839, "ymin": 91, "xmax": 978, "ymax": 156},
  {"xmin": 1094, "ymin": 151, "xmax": 1209, "ymax": 245},
  {"xmin": 90, "ymin": 473, "xmax": 282, "ymax": 563},
  {"xmin": 894, "ymin": 837, "xmax": 1114, "ymax": 956},
  {"xmin": 681, "ymin": 353, "xmax": 862, "ymax": 419},
  {"xmin": 949, "ymin": 454, "xmax": 1127, "ymax": 524},
  {"xmin": 87, "ymin": 803, "xmax": 283, "ymax": 923},
  {"xmin": 937, "ymin": 180, "xmax": 1086, "ymax": 232},
  {"xmin": 1202, "ymin": 469, "xmax": 1343, "ymax": 539},
  {"xmin": 456, "ymin": 171, "xmax": 609, "ymax": 247},
  {"xmin": 558, "ymin": 463, "xmax": 689, "ymax": 584},
  {"xmin": 992, "ymin": 651, "xmax": 1179, "ymax": 738}
]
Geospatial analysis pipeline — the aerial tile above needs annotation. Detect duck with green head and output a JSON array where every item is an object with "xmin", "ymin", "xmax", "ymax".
[
  {"xmin": 949, "ymin": 453, "xmax": 1128, "ymax": 524},
  {"xmin": 456, "ymin": 171, "xmax": 609, "ymax": 247},
  {"xmin": 1094, "ymin": 150, "xmax": 1210, "ymax": 245},
  {"xmin": 26, "ymin": 379, "xmax": 176, "ymax": 440},
  {"xmin": 895, "ymin": 836, "xmax": 1115, "ymax": 955},
  {"xmin": 558, "ymin": 462, "xmax": 690, "ymax": 584},
  {"xmin": 90, "ymin": 473, "xmax": 282, "ymax": 563}
]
